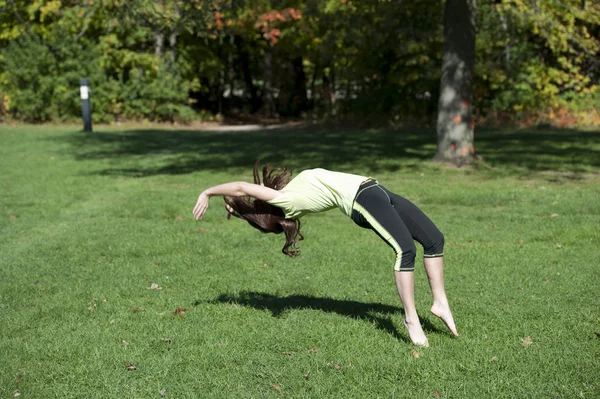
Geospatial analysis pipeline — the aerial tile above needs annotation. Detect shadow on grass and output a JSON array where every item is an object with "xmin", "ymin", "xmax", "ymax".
[
  {"xmin": 63, "ymin": 125, "xmax": 433, "ymax": 176},
  {"xmin": 60, "ymin": 125, "xmax": 600, "ymax": 177},
  {"xmin": 477, "ymin": 127, "xmax": 600, "ymax": 175},
  {"xmin": 197, "ymin": 291, "xmax": 444, "ymax": 343}
]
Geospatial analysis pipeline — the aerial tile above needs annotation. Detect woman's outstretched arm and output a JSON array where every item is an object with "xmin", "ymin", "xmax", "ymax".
[{"xmin": 192, "ymin": 182, "xmax": 281, "ymax": 220}]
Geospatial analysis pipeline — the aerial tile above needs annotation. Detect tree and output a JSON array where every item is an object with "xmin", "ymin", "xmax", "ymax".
[{"xmin": 435, "ymin": 0, "xmax": 477, "ymax": 165}]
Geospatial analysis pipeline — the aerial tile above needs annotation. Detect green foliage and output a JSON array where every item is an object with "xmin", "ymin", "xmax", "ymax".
[
  {"xmin": 1, "ymin": 31, "xmax": 95, "ymax": 122},
  {"xmin": 475, "ymin": 0, "xmax": 599, "ymax": 119},
  {"xmin": 0, "ymin": 0, "xmax": 598, "ymax": 124},
  {"xmin": 117, "ymin": 65, "xmax": 195, "ymax": 123}
]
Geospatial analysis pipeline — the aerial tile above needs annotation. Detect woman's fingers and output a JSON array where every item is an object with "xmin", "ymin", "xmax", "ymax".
[
  {"xmin": 193, "ymin": 195, "xmax": 209, "ymax": 220},
  {"xmin": 194, "ymin": 206, "xmax": 206, "ymax": 220},
  {"xmin": 193, "ymin": 202, "xmax": 202, "ymax": 219}
]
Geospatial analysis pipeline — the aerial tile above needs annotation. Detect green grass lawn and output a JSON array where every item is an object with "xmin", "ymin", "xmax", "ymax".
[{"xmin": 1, "ymin": 124, "xmax": 599, "ymax": 398}]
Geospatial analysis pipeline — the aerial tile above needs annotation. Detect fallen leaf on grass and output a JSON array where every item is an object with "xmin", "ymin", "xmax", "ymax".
[
  {"xmin": 122, "ymin": 340, "xmax": 129, "ymax": 346},
  {"xmin": 521, "ymin": 336, "xmax": 533, "ymax": 345},
  {"xmin": 13, "ymin": 391, "xmax": 20, "ymax": 398},
  {"xmin": 491, "ymin": 356, "xmax": 498, "ymax": 361},
  {"xmin": 159, "ymin": 388, "xmax": 167, "ymax": 397},
  {"xmin": 130, "ymin": 307, "xmax": 146, "ymax": 312},
  {"xmin": 9, "ymin": 215, "xmax": 18, "ymax": 220},
  {"xmin": 87, "ymin": 298, "xmax": 100, "ymax": 312},
  {"xmin": 594, "ymin": 332, "xmax": 600, "ymax": 338},
  {"xmin": 174, "ymin": 216, "xmax": 183, "ymax": 222},
  {"xmin": 153, "ymin": 262, "xmax": 160, "ymax": 267},
  {"xmin": 271, "ymin": 384, "xmax": 282, "ymax": 392},
  {"xmin": 303, "ymin": 373, "xmax": 310, "ymax": 380},
  {"xmin": 411, "ymin": 350, "xmax": 421, "ymax": 358},
  {"xmin": 198, "ymin": 227, "xmax": 206, "ymax": 233},
  {"xmin": 161, "ymin": 338, "xmax": 173, "ymax": 343},
  {"xmin": 281, "ymin": 351, "xmax": 295, "ymax": 355},
  {"xmin": 171, "ymin": 307, "xmax": 185, "ymax": 316},
  {"xmin": 328, "ymin": 362, "xmax": 342, "ymax": 370},
  {"xmin": 551, "ymin": 213, "xmax": 559, "ymax": 217},
  {"xmin": 544, "ymin": 279, "xmax": 551, "ymax": 284},
  {"xmin": 309, "ymin": 347, "xmax": 319, "ymax": 353},
  {"xmin": 434, "ymin": 391, "xmax": 441, "ymax": 398},
  {"xmin": 556, "ymin": 244, "xmax": 564, "ymax": 249},
  {"xmin": 149, "ymin": 283, "xmax": 164, "ymax": 290},
  {"xmin": 125, "ymin": 363, "xmax": 137, "ymax": 370}
]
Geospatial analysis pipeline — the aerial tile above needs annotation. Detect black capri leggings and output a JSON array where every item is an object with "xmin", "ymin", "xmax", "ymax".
[{"xmin": 350, "ymin": 180, "xmax": 444, "ymax": 272}]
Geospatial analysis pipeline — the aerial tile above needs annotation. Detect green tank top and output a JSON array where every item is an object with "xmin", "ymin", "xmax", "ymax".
[{"xmin": 266, "ymin": 168, "xmax": 372, "ymax": 219}]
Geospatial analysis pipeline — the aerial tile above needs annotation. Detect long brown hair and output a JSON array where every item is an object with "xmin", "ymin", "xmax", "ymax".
[{"xmin": 224, "ymin": 162, "xmax": 304, "ymax": 256}]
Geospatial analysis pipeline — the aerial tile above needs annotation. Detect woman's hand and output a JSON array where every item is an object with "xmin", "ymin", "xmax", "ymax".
[
  {"xmin": 192, "ymin": 192, "xmax": 210, "ymax": 220},
  {"xmin": 192, "ymin": 182, "xmax": 281, "ymax": 220}
]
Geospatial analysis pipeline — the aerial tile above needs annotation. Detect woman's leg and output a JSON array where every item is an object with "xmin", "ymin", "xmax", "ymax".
[
  {"xmin": 352, "ymin": 184, "xmax": 429, "ymax": 346},
  {"xmin": 423, "ymin": 257, "xmax": 458, "ymax": 336},
  {"xmin": 394, "ymin": 270, "xmax": 429, "ymax": 346},
  {"xmin": 383, "ymin": 187, "xmax": 458, "ymax": 337}
]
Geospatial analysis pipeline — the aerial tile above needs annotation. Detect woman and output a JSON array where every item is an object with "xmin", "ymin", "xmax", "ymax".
[{"xmin": 192, "ymin": 162, "xmax": 458, "ymax": 346}]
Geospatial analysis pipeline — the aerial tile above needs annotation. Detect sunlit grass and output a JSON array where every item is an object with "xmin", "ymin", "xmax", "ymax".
[{"xmin": 1, "ymin": 125, "xmax": 599, "ymax": 398}]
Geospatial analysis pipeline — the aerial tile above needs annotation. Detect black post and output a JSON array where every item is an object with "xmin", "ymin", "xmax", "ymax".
[{"xmin": 80, "ymin": 78, "xmax": 92, "ymax": 132}]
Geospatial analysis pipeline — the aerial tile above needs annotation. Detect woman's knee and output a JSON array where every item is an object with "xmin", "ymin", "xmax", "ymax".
[
  {"xmin": 394, "ymin": 243, "xmax": 417, "ymax": 271},
  {"xmin": 424, "ymin": 230, "xmax": 444, "ymax": 257}
]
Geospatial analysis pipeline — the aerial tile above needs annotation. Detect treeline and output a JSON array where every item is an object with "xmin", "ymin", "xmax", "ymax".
[{"xmin": 0, "ymin": 0, "xmax": 598, "ymax": 125}]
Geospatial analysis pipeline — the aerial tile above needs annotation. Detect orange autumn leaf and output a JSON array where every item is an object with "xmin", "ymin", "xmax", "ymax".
[{"xmin": 171, "ymin": 307, "xmax": 185, "ymax": 316}]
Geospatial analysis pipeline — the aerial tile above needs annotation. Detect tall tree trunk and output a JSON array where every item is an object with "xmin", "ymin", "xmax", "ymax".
[
  {"xmin": 168, "ymin": 31, "xmax": 177, "ymax": 66},
  {"xmin": 435, "ymin": 0, "xmax": 477, "ymax": 165},
  {"xmin": 261, "ymin": 48, "xmax": 276, "ymax": 118},
  {"xmin": 235, "ymin": 36, "xmax": 259, "ymax": 113},
  {"xmin": 291, "ymin": 56, "xmax": 308, "ymax": 114},
  {"xmin": 154, "ymin": 31, "xmax": 165, "ymax": 58},
  {"xmin": 227, "ymin": 35, "xmax": 235, "ymax": 107}
]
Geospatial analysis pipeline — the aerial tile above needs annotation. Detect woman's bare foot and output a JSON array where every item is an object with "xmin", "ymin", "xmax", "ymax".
[
  {"xmin": 430, "ymin": 302, "xmax": 459, "ymax": 337},
  {"xmin": 404, "ymin": 318, "xmax": 429, "ymax": 347}
]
